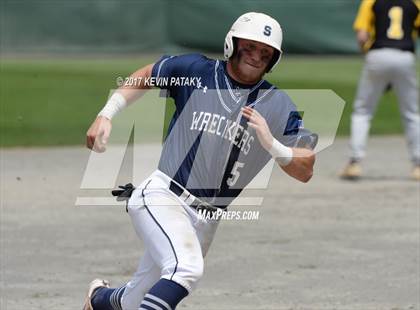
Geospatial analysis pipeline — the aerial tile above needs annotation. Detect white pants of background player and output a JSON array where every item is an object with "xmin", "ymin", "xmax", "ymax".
[
  {"xmin": 121, "ymin": 170, "xmax": 220, "ymax": 310},
  {"xmin": 350, "ymin": 48, "xmax": 420, "ymax": 164}
]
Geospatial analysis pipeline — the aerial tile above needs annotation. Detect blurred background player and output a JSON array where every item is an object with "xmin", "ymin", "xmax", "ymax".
[{"xmin": 341, "ymin": 0, "xmax": 420, "ymax": 180}]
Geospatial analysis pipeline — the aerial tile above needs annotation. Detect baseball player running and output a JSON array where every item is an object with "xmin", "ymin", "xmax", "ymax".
[
  {"xmin": 341, "ymin": 0, "xmax": 420, "ymax": 180},
  {"xmin": 83, "ymin": 12, "xmax": 317, "ymax": 310}
]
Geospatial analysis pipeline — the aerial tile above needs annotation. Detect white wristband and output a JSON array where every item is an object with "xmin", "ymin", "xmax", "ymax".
[
  {"xmin": 269, "ymin": 138, "xmax": 293, "ymax": 166},
  {"xmin": 98, "ymin": 92, "xmax": 127, "ymax": 120}
]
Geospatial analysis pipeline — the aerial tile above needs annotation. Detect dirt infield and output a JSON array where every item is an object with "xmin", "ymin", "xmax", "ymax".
[{"xmin": 1, "ymin": 136, "xmax": 419, "ymax": 310}]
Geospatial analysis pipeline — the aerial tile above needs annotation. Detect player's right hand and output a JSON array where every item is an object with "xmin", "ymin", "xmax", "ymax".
[{"xmin": 86, "ymin": 116, "xmax": 112, "ymax": 153}]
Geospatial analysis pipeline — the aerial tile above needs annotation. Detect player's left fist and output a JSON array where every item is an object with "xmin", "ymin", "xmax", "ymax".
[{"xmin": 241, "ymin": 106, "xmax": 273, "ymax": 152}]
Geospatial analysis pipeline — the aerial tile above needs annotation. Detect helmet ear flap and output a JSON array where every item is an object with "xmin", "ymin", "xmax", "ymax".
[
  {"xmin": 224, "ymin": 32, "xmax": 234, "ymax": 59},
  {"xmin": 231, "ymin": 37, "xmax": 238, "ymax": 58},
  {"xmin": 266, "ymin": 49, "xmax": 282, "ymax": 73}
]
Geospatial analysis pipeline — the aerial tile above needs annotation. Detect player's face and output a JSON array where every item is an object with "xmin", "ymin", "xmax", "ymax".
[{"xmin": 228, "ymin": 38, "xmax": 275, "ymax": 84}]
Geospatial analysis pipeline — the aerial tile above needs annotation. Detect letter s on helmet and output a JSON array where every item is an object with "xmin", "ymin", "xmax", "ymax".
[{"xmin": 224, "ymin": 12, "xmax": 283, "ymax": 72}]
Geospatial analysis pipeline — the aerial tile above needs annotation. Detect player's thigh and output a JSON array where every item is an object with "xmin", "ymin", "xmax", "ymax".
[
  {"xmin": 179, "ymin": 202, "xmax": 221, "ymax": 258},
  {"xmin": 392, "ymin": 53, "xmax": 419, "ymax": 112},
  {"xmin": 391, "ymin": 52, "xmax": 417, "ymax": 83},
  {"xmin": 353, "ymin": 52, "xmax": 391, "ymax": 114},
  {"xmin": 128, "ymin": 189, "xmax": 203, "ymax": 272},
  {"xmin": 195, "ymin": 217, "xmax": 220, "ymax": 257}
]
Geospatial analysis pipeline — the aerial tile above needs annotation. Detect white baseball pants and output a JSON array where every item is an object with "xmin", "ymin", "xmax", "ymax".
[
  {"xmin": 350, "ymin": 48, "xmax": 420, "ymax": 163},
  {"xmin": 121, "ymin": 170, "xmax": 220, "ymax": 310}
]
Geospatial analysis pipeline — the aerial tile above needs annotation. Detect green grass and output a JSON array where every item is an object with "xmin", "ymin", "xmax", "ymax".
[{"xmin": 0, "ymin": 56, "xmax": 417, "ymax": 147}]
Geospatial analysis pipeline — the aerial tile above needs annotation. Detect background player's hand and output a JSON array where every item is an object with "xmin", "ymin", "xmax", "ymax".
[
  {"xmin": 241, "ymin": 106, "xmax": 273, "ymax": 152},
  {"xmin": 86, "ymin": 116, "xmax": 112, "ymax": 152},
  {"xmin": 356, "ymin": 30, "xmax": 369, "ymax": 52}
]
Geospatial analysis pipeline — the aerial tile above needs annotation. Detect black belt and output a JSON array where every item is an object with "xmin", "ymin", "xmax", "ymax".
[
  {"xmin": 169, "ymin": 181, "xmax": 220, "ymax": 214},
  {"xmin": 111, "ymin": 181, "xmax": 220, "ymax": 214}
]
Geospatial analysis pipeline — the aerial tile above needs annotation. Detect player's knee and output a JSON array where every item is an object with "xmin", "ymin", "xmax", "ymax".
[
  {"xmin": 168, "ymin": 255, "xmax": 204, "ymax": 291},
  {"xmin": 187, "ymin": 256, "xmax": 204, "ymax": 281},
  {"xmin": 179, "ymin": 254, "xmax": 204, "ymax": 281}
]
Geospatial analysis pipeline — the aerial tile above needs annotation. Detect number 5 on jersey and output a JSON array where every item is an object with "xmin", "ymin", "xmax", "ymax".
[{"xmin": 227, "ymin": 161, "xmax": 245, "ymax": 187}]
